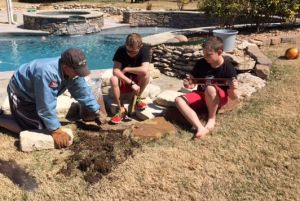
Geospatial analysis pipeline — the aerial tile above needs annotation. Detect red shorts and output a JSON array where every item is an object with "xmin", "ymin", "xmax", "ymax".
[
  {"xmin": 119, "ymin": 75, "xmax": 138, "ymax": 93},
  {"xmin": 182, "ymin": 85, "xmax": 228, "ymax": 109}
]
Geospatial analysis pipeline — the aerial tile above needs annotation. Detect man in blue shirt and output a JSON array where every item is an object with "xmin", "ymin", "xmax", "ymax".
[{"xmin": 0, "ymin": 48, "xmax": 102, "ymax": 148}]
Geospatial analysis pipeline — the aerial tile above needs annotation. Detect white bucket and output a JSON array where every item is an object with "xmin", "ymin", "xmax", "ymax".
[{"xmin": 213, "ymin": 29, "xmax": 238, "ymax": 52}]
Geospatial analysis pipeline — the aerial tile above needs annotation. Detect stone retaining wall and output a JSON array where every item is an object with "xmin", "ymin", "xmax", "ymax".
[
  {"xmin": 152, "ymin": 44, "xmax": 202, "ymax": 77},
  {"xmin": 123, "ymin": 11, "xmax": 219, "ymax": 28},
  {"xmin": 123, "ymin": 11, "xmax": 282, "ymax": 28},
  {"xmin": 150, "ymin": 30, "xmax": 300, "ymax": 80}
]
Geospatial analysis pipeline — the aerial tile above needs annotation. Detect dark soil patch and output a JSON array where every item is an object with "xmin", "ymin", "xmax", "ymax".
[{"xmin": 59, "ymin": 130, "xmax": 140, "ymax": 184}]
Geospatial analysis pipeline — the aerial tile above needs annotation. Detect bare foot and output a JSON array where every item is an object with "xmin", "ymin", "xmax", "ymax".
[
  {"xmin": 193, "ymin": 127, "xmax": 210, "ymax": 140},
  {"xmin": 205, "ymin": 118, "xmax": 216, "ymax": 131}
]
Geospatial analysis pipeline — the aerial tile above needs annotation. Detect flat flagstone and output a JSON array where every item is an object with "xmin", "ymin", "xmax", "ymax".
[{"xmin": 128, "ymin": 116, "xmax": 177, "ymax": 139}]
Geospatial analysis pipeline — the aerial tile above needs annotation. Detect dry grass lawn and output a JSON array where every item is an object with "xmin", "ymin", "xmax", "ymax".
[
  {"xmin": 0, "ymin": 1, "xmax": 298, "ymax": 200},
  {"xmin": 0, "ymin": 42, "xmax": 299, "ymax": 200}
]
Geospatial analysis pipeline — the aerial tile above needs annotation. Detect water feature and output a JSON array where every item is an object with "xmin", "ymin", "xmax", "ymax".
[
  {"xmin": 0, "ymin": 26, "xmax": 177, "ymax": 72},
  {"xmin": 23, "ymin": 10, "xmax": 104, "ymax": 35}
]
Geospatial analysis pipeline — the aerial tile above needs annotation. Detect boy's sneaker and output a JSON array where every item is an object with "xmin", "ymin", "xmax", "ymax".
[
  {"xmin": 110, "ymin": 110, "xmax": 127, "ymax": 124},
  {"xmin": 136, "ymin": 97, "xmax": 147, "ymax": 110}
]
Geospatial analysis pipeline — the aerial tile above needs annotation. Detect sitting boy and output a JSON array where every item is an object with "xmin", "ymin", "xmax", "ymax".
[
  {"xmin": 175, "ymin": 36, "xmax": 238, "ymax": 139},
  {"xmin": 110, "ymin": 33, "xmax": 150, "ymax": 124}
]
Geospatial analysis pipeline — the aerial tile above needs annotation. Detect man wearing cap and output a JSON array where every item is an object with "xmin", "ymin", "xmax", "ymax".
[{"xmin": 0, "ymin": 48, "xmax": 102, "ymax": 149}]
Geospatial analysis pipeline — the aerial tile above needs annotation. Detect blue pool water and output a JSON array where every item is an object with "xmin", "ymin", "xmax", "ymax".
[{"xmin": 0, "ymin": 26, "xmax": 176, "ymax": 72}]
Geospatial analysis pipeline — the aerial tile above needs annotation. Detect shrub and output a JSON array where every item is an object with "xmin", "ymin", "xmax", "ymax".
[
  {"xmin": 276, "ymin": 0, "xmax": 300, "ymax": 25},
  {"xmin": 199, "ymin": 0, "xmax": 300, "ymax": 32},
  {"xmin": 200, "ymin": 0, "xmax": 247, "ymax": 27},
  {"xmin": 247, "ymin": 0, "xmax": 280, "ymax": 31}
]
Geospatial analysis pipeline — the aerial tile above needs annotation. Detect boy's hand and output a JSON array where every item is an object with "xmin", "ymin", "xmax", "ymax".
[
  {"xmin": 228, "ymin": 78, "xmax": 238, "ymax": 99},
  {"xmin": 183, "ymin": 78, "xmax": 195, "ymax": 89},
  {"xmin": 131, "ymin": 83, "xmax": 140, "ymax": 94},
  {"xmin": 230, "ymin": 78, "xmax": 238, "ymax": 89}
]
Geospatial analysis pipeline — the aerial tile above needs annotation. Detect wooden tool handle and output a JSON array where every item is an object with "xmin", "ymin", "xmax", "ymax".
[{"xmin": 128, "ymin": 95, "xmax": 137, "ymax": 116}]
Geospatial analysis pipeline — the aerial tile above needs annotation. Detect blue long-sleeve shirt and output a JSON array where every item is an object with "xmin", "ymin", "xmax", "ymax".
[{"xmin": 8, "ymin": 57, "xmax": 100, "ymax": 131}]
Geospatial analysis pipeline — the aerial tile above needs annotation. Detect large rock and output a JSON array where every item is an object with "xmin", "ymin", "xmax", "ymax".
[
  {"xmin": 166, "ymin": 37, "xmax": 180, "ymax": 44},
  {"xmin": 237, "ymin": 73, "xmax": 266, "ymax": 100},
  {"xmin": 174, "ymin": 35, "xmax": 188, "ymax": 42},
  {"xmin": 246, "ymin": 46, "xmax": 272, "ymax": 66},
  {"xmin": 255, "ymin": 64, "xmax": 270, "ymax": 80},
  {"xmin": 143, "ymin": 32, "xmax": 176, "ymax": 46},
  {"xmin": 56, "ymin": 95, "xmax": 77, "ymax": 118},
  {"xmin": 223, "ymin": 53, "xmax": 256, "ymax": 72},
  {"xmin": 135, "ymin": 103, "xmax": 166, "ymax": 120},
  {"xmin": 149, "ymin": 63, "xmax": 161, "ymax": 79},
  {"xmin": 20, "ymin": 128, "xmax": 74, "ymax": 152},
  {"xmin": 100, "ymin": 69, "xmax": 113, "ymax": 87},
  {"xmin": 140, "ymin": 83, "xmax": 161, "ymax": 99},
  {"xmin": 1, "ymin": 96, "xmax": 10, "ymax": 115},
  {"xmin": 155, "ymin": 90, "xmax": 184, "ymax": 107}
]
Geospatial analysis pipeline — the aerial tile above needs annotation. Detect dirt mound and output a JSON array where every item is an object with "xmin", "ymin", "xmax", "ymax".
[{"xmin": 59, "ymin": 130, "xmax": 140, "ymax": 184}]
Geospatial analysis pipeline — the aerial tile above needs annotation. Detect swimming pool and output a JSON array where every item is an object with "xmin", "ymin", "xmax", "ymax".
[{"xmin": 0, "ymin": 26, "xmax": 177, "ymax": 72}]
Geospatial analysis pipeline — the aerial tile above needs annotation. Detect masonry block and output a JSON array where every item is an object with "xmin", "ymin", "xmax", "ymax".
[
  {"xmin": 155, "ymin": 90, "xmax": 184, "ymax": 107},
  {"xmin": 254, "ymin": 37, "xmax": 271, "ymax": 46},
  {"xmin": 255, "ymin": 64, "xmax": 271, "ymax": 80},
  {"xmin": 270, "ymin": 37, "xmax": 281, "ymax": 45},
  {"xmin": 20, "ymin": 128, "xmax": 74, "ymax": 152},
  {"xmin": 135, "ymin": 103, "xmax": 166, "ymax": 120}
]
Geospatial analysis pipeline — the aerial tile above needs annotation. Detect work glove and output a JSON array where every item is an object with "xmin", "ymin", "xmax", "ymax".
[{"xmin": 51, "ymin": 128, "xmax": 70, "ymax": 149}]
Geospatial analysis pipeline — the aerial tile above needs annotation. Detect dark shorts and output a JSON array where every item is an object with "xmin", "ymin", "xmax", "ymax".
[
  {"xmin": 119, "ymin": 75, "xmax": 138, "ymax": 93},
  {"xmin": 7, "ymin": 86, "xmax": 45, "ymax": 131},
  {"xmin": 181, "ymin": 85, "xmax": 228, "ymax": 109}
]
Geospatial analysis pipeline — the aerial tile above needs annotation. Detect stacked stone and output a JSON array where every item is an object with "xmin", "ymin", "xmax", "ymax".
[
  {"xmin": 152, "ymin": 44, "xmax": 203, "ymax": 78},
  {"xmin": 100, "ymin": 7, "xmax": 126, "ymax": 15},
  {"xmin": 53, "ymin": 4, "xmax": 99, "ymax": 10},
  {"xmin": 51, "ymin": 5, "xmax": 134, "ymax": 16}
]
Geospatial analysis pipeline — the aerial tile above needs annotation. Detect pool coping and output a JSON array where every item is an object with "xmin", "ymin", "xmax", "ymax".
[{"xmin": 23, "ymin": 9, "xmax": 103, "ymax": 19}]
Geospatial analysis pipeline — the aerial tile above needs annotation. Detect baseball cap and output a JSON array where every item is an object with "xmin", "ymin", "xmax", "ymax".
[{"xmin": 61, "ymin": 48, "xmax": 90, "ymax": 77}]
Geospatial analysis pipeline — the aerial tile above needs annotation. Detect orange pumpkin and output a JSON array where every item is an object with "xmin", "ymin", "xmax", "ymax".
[{"xmin": 285, "ymin": 48, "xmax": 299, "ymax": 60}]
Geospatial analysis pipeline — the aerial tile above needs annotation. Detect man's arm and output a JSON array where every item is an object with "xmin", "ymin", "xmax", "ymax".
[
  {"xmin": 68, "ymin": 77, "xmax": 100, "ymax": 112},
  {"xmin": 122, "ymin": 62, "xmax": 150, "ymax": 76}
]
